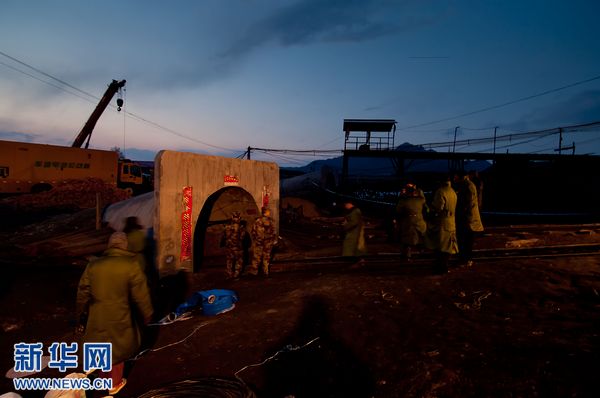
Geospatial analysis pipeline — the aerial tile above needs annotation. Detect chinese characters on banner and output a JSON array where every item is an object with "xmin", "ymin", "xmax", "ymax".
[
  {"xmin": 262, "ymin": 185, "xmax": 270, "ymax": 209},
  {"xmin": 181, "ymin": 186, "xmax": 193, "ymax": 262},
  {"xmin": 224, "ymin": 175, "xmax": 239, "ymax": 186}
]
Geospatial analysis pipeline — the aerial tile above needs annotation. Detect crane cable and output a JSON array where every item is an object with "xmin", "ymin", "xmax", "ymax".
[{"xmin": 122, "ymin": 87, "xmax": 127, "ymax": 158}]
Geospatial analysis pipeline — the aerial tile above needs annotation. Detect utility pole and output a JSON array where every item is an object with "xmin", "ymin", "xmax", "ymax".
[
  {"xmin": 452, "ymin": 126, "xmax": 460, "ymax": 153},
  {"xmin": 493, "ymin": 126, "xmax": 498, "ymax": 155},
  {"xmin": 558, "ymin": 128, "xmax": 563, "ymax": 155},
  {"xmin": 555, "ymin": 140, "xmax": 575, "ymax": 155},
  {"xmin": 247, "ymin": 146, "xmax": 251, "ymax": 160}
]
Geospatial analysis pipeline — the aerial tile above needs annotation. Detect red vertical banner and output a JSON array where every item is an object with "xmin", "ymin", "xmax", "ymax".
[
  {"xmin": 181, "ymin": 186, "xmax": 193, "ymax": 262},
  {"xmin": 262, "ymin": 185, "xmax": 270, "ymax": 209}
]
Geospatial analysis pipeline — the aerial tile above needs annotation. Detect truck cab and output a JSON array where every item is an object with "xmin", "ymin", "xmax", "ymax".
[{"xmin": 118, "ymin": 160, "xmax": 144, "ymax": 194}]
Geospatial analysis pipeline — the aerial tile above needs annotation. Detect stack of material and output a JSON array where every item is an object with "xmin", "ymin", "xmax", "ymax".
[
  {"xmin": 16, "ymin": 227, "xmax": 113, "ymax": 258},
  {"xmin": 0, "ymin": 178, "xmax": 131, "ymax": 210},
  {"xmin": 8, "ymin": 207, "xmax": 113, "ymax": 258},
  {"xmin": 0, "ymin": 179, "xmax": 131, "ymax": 260}
]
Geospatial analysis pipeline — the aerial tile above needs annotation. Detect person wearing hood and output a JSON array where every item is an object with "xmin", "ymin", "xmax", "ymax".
[
  {"xmin": 123, "ymin": 216, "xmax": 147, "ymax": 272},
  {"xmin": 454, "ymin": 171, "xmax": 484, "ymax": 267},
  {"xmin": 342, "ymin": 201, "xmax": 367, "ymax": 260},
  {"xmin": 426, "ymin": 176, "xmax": 458, "ymax": 274},
  {"xmin": 75, "ymin": 232, "xmax": 153, "ymax": 395},
  {"xmin": 395, "ymin": 183, "xmax": 428, "ymax": 260}
]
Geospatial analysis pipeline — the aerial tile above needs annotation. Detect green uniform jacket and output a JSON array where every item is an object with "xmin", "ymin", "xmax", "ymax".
[
  {"xmin": 251, "ymin": 216, "xmax": 276, "ymax": 244},
  {"xmin": 76, "ymin": 247, "xmax": 153, "ymax": 364},
  {"xmin": 127, "ymin": 229, "xmax": 147, "ymax": 272},
  {"xmin": 342, "ymin": 207, "xmax": 367, "ymax": 256},
  {"xmin": 395, "ymin": 195, "xmax": 427, "ymax": 246},
  {"xmin": 427, "ymin": 181, "xmax": 459, "ymax": 254},
  {"xmin": 456, "ymin": 178, "xmax": 484, "ymax": 232}
]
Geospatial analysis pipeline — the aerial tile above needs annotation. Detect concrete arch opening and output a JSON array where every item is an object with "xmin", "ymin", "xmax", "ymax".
[
  {"xmin": 193, "ymin": 186, "xmax": 259, "ymax": 272},
  {"xmin": 153, "ymin": 150, "xmax": 279, "ymax": 276}
]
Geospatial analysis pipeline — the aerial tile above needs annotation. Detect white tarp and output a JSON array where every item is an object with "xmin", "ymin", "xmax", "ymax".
[{"xmin": 103, "ymin": 191, "xmax": 155, "ymax": 232}]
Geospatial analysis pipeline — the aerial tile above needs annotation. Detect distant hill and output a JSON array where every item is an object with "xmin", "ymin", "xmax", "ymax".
[{"xmin": 282, "ymin": 143, "xmax": 491, "ymax": 176}]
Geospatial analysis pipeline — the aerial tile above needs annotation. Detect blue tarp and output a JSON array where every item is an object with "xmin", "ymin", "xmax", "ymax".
[{"xmin": 175, "ymin": 289, "xmax": 238, "ymax": 317}]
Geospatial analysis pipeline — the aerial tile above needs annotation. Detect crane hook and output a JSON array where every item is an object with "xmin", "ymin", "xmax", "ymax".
[{"xmin": 116, "ymin": 86, "xmax": 124, "ymax": 111}]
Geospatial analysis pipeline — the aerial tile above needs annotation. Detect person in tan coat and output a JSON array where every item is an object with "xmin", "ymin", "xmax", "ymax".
[
  {"xmin": 395, "ymin": 183, "xmax": 427, "ymax": 260},
  {"xmin": 123, "ymin": 216, "xmax": 147, "ymax": 272},
  {"xmin": 342, "ymin": 201, "xmax": 367, "ymax": 259},
  {"xmin": 76, "ymin": 232, "xmax": 153, "ymax": 395},
  {"xmin": 454, "ymin": 171, "xmax": 484, "ymax": 266},
  {"xmin": 426, "ymin": 176, "xmax": 458, "ymax": 274}
]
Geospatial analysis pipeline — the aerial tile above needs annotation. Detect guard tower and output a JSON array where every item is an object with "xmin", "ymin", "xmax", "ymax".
[
  {"xmin": 343, "ymin": 119, "xmax": 396, "ymax": 151},
  {"xmin": 342, "ymin": 119, "xmax": 397, "ymax": 188}
]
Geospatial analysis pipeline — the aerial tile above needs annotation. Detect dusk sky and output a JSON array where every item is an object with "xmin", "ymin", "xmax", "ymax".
[{"xmin": 1, "ymin": 0, "xmax": 599, "ymax": 166}]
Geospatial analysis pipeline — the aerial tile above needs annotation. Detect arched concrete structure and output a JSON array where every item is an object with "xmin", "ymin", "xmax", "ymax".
[
  {"xmin": 192, "ymin": 186, "xmax": 258, "ymax": 271},
  {"xmin": 154, "ymin": 150, "xmax": 279, "ymax": 276}
]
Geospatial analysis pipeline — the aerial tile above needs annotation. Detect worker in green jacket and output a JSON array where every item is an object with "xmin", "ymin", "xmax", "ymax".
[
  {"xmin": 342, "ymin": 201, "xmax": 367, "ymax": 259},
  {"xmin": 124, "ymin": 216, "xmax": 147, "ymax": 272},
  {"xmin": 454, "ymin": 171, "xmax": 484, "ymax": 266},
  {"xmin": 395, "ymin": 183, "xmax": 428, "ymax": 260},
  {"xmin": 76, "ymin": 232, "xmax": 153, "ymax": 395},
  {"xmin": 426, "ymin": 177, "xmax": 458, "ymax": 274}
]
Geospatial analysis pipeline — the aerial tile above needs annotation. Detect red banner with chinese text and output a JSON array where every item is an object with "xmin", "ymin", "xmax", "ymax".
[
  {"xmin": 262, "ymin": 185, "xmax": 270, "ymax": 209},
  {"xmin": 181, "ymin": 186, "xmax": 193, "ymax": 262}
]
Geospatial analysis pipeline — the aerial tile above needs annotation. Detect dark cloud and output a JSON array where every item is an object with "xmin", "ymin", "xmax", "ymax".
[
  {"xmin": 124, "ymin": 0, "xmax": 418, "ymax": 89},
  {"xmin": 221, "ymin": 0, "xmax": 425, "ymax": 60},
  {"xmin": 545, "ymin": 90, "xmax": 600, "ymax": 125},
  {"xmin": 508, "ymin": 90, "xmax": 600, "ymax": 131},
  {"xmin": 0, "ymin": 1, "xmax": 439, "ymax": 97}
]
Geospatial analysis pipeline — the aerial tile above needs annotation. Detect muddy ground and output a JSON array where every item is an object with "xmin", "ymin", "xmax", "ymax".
[{"xmin": 1, "ymin": 209, "xmax": 600, "ymax": 397}]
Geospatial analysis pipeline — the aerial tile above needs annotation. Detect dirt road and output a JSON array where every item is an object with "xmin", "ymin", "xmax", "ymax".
[{"xmin": 1, "ymin": 212, "xmax": 600, "ymax": 397}]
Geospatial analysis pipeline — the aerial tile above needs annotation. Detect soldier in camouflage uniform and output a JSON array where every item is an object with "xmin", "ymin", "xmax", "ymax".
[
  {"xmin": 222, "ymin": 211, "xmax": 246, "ymax": 279},
  {"xmin": 247, "ymin": 207, "xmax": 277, "ymax": 276}
]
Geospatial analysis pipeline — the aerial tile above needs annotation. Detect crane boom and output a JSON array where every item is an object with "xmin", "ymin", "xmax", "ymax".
[{"xmin": 72, "ymin": 79, "xmax": 126, "ymax": 148}]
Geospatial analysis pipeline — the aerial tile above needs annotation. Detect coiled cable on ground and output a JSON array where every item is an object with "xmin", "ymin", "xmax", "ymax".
[{"xmin": 136, "ymin": 377, "xmax": 257, "ymax": 398}]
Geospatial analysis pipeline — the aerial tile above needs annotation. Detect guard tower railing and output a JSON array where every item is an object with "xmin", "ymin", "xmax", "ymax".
[{"xmin": 343, "ymin": 119, "xmax": 396, "ymax": 151}]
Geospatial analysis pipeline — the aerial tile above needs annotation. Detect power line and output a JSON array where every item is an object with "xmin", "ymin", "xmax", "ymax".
[
  {"xmin": 398, "ymin": 74, "xmax": 600, "ymax": 130},
  {"xmin": 0, "ymin": 50, "xmax": 99, "ymax": 101},
  {"xmin": 258, "ymin": 151, "xmax": 308, "ymax": 166},
  {"xmin": 315, "ymin": 135, "xmax": 343, "ymax": 150},
  {"xmin": 419, "ymin": 121, "xmax": 600, "ymax": 151},
  {"xmin": 461, "ymin": 126, "xmax": 498, "ymax": 132},
  {"xmin": 3, "ymin": 49, "xmax": 599, "ymax": 161},
  {"xmin": 0, "ymin": 50, "xmax": 241, "ymax": 153},
  {"xmin": 124, "ymin": 110, "xmax": 240, "ymax": 153},
  {"xmin": 0, "ymin": 60, "xmax": 99, "ymax": 105},
  {"xmin": 250, "ymin": 147, "xmax": 342, "ymax": 155}
]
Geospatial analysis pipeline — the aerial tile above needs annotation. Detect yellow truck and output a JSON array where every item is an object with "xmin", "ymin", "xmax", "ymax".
[{"xmin": 0, "ymin": 139, "xmax": 146, "ymax": 195}]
